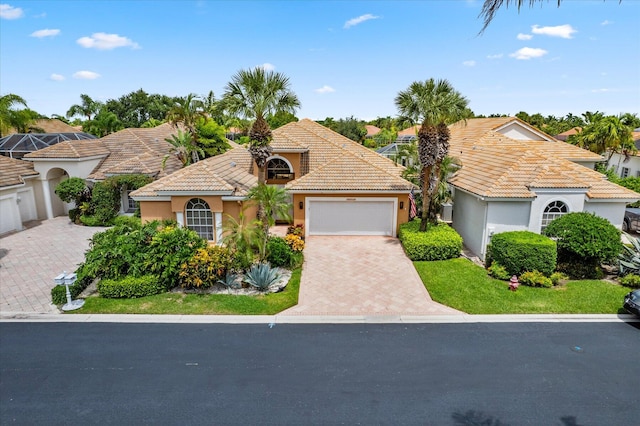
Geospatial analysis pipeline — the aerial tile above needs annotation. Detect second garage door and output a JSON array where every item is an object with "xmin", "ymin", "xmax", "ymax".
[{"xmin": 307, "ymin": 198, "xmax": 396, "ymax": 236}]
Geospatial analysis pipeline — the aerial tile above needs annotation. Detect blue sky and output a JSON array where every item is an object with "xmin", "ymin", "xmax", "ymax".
[{"xmin": 1, "ymin": 0, "xmax": 638, "ymax": 121}]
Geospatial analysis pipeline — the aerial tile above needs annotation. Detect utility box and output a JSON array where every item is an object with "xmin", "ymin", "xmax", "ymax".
[{"xmin": 441, "ymin": 203, "xmax": 453, "ymax": 223}]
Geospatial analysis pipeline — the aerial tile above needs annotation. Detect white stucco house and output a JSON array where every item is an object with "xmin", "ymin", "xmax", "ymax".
[
  {"xmin": 0, "ymin": 156, "xmax": 44, "ymax": 235},
  {"xmin": 447, "ymin": 118, "xmax": 640, "ymax": 261},
  {"xmin": 606, "ymin": 131, "xmax": 640, "ymax": 178}
]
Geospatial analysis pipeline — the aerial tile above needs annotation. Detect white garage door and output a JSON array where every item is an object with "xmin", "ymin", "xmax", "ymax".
[
  {"xmin": 307, "ymin": 198, "xmax": 396, "ymax": 236},
  {"xmin": 0, "ymin": 196, "xmax": 20, "ymax": 235}
]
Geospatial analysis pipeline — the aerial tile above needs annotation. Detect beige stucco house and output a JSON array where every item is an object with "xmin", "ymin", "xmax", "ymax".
[{"xmin": 131, "ymin": 119, "xmax": 416, "ymax": 242}]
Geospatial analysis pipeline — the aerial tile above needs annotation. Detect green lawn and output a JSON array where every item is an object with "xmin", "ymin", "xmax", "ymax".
[
  {"xmin": 72, "ymin": 268, "xmax": 301, "ymax": 315},
  {"xmin": 414, "ymin": 258, "xmax": 630, "ymax": 314}
]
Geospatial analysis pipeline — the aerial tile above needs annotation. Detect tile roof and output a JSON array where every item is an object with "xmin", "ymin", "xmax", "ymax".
[
  {"xmin": 448, "ymin": 118, "xmax": 638, "ymax": 200},
  {"xmin": 397, "ymin": 125, "xmax": 420, "ymax": 137},
  {"xmin": 0, "ymin": 156, "xmax": 39, "ymax": 188},
  {"xmin": 365, "ymin": 125, "xmax": 381, "ymax": 137},
  {"xmin": 6, "ymin": 118, "xmax": 79, "ymax": 135},
  {"xmin": 24, "ymin": 123, "xmax": 183, "ymax": 180}
]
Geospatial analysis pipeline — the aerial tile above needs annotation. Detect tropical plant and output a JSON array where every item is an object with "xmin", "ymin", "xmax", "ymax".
[
  {"xmin": 284, "ymin": 234, "xmax": 305, "ymax": 252},
  {"xmin": 395, "ymin": 78, "xmax": 469, "ymax": 230},
  {"xmin": 140, "ymin": 118, "xmax": 164, "ymax": 128},
  {"xmin": 222, "ymin": 209, "xmax": 264, "ymax": 270},
  {"xmin": 7, "ymin": 108, "xmax": 44, "ymax": 133},
  {"xmin": 619, "ymin": 233, "xmax": 640, "ymax": 277},
  {"xmin": 54, "ymin": 177, "xmax": 91, "ymax": 207},
  {"xmin": 247, "ymin": 183, "xmax": 292, "ymax": 236},
  {"xmin": 223, "ymin": 67, "xmax": 301, "ymax": 186},
  {"xmin": 196, "ymin": 118, "xmax": 230, "ymax": 157},
  {"xmin": 166, "ymin": 93, "xmax": 207, "ymax": 162},
  {"xmin": 0, "ymin": 93, "xmax": 28, "ymax": 136},
  {"xmin": 163, "ymin": 129, "xmax": 203, "ymax": 167},
  {"xmin": 569, "ymin": 115, "xmax": 634, "ymax": 161},
  {"xmin": 83, "ymin": 109, "xmax": 124, "ymax": 137},
  {"xmin": 266, "ymin": 236, "xmax": 295, "ymax": 268},
  {"xmin": 178, "ymin": 246, "xmax": 232, "ymax": 289},
  {"xmin": 217, "ymin": 272, "xmax": 241, "ymax": 291},
  {"xmin": 103, "ymin": 90, "xmax": 179, "ymax": 128},
  {"xmin": 243, "ymin": 262, "xmax": 281, "ymax": 291},
  {"xmin": 66, "ymin": 94, "xmax": 102, "ymax": 121}
]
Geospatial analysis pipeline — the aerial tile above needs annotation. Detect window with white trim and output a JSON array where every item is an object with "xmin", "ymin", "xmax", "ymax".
[
  {"xmin": 126, "ymin": 190, "xmax": 136, "ymax": 213},
  {"xmin": 541, "ymin": 200, "xmax": 568, "ymax": 231},
  {"xmin": 621, "ymin": 167, "xmax": 630, "ymax": 178},
  {"xmin": 185, "ymin": 198, "xmax": 214, "ymax": 240},
  {"xmin": 266, "ymin": 158, "xmax": 293, "ymax": 180}
]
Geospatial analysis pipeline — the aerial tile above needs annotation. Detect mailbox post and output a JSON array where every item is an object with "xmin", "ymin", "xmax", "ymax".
[{"xmin": 55, "ymin": 270, "xmax": 84, "ymax": 311}]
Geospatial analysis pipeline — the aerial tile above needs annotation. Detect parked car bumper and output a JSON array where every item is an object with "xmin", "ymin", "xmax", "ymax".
[{"xmin": 623, "ymin": 290, "xmax": 640, "ymax": 316}]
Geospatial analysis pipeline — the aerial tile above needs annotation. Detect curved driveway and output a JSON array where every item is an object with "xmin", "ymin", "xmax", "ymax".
[{"xmin": 280, "ymin": 236, "xmax": 461, "ymax": 317}]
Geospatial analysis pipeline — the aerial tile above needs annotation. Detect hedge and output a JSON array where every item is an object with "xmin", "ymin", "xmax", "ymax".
[
  {"xmin": 399, "ymin": 220, "xmax": 463, "ymax": 261},
  {"xmin": 487, "ymin": 231, "xmax": 556, "ymax": 276},
  {"xmin": 97, "ymin": 275, "xmax": 165, "ymax": 299}
]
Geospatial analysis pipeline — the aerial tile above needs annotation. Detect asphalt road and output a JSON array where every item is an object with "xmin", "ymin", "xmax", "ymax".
[{"xmin": 1, "ymin": 322, "xmax": 638, "ymax": 425}]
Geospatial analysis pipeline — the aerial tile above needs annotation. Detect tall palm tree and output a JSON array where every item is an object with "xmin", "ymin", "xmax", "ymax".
[
  {"xmin": 0, "ymin": 93, "xmax": 28, "ymax": 136},
  {"xmin": 571, "ymin": 115, "xmax": 634, "ymax": 161},
  {"xmin": 66, "ymin": 94, "xmax": 101, "ymax": 121},
  {"xmin": 163, "ymin": 129, "xmax": 203, "ymax": 167},
  {"xmin": 165, "ymin": 93, "xmax": 207, "ymax": 162},
  {"xmin": 222, "ymin": 67, "xmax": 300, "ymax": 185},
  {"xmin": 395, "ymin": 78, "xmax": 469, "ymax": 230}
]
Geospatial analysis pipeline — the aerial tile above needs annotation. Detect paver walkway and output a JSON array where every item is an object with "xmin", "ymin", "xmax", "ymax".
[
  {"xmin": 280, "ymin": 236, "xmax": 461, "ymax": 316},
  {"xmin": 0, "ymin": 217, "xmax": 105, "ymax": 313}
]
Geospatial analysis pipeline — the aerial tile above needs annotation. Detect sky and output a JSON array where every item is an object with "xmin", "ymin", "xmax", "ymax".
[{"xmin": 1, "ymin": 0, "xmax": 639, "ymax": 122}]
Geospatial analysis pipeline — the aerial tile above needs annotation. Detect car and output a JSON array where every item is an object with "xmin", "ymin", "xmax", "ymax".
[
  {"xmin": 623, "ymin": 289, "xmax": 640, "ymax": 316},
  {"xmin": 623, "ymin": 208, "xmax": 640, "ymax": 232}
]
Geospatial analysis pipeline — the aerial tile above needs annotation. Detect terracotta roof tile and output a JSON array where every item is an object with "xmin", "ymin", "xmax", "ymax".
[{"xmin": 0, "ymin": 156, "xmax": 39, "ymax": 188}]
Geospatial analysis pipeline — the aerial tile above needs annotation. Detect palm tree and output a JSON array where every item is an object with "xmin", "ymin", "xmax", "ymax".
[
  {"xmin": 66, "ymin": 94, "xmax": 101, "ymax": 121},
  {"xmin": 395, "ymin": 78, "xmax": 469, "ymax": 230},
  {"xmin": 247, "ymin": 183, "xmax": 292, "ymax": 235},
  {"xmin": 0, "ymin": 93, "xmax": 28, "ymax": 136},
  {"xmin": 222, "ymin": 67, "xmax": 300, "ymax": 185},
  {"xmin": 571, "ymin": 115, "xmax": 634, "ymax": 161},
  {"xmin": 163, "ymin": 129, "xmax": 204, "ymax": 167},
  {"xmin": 165, "ymin": 94, "xmax": 207, "ymax": 162},
  {"xmin": 10, "ymin": 109, "xmax": 45, "ymax": 133},
  {"xmin": 221, "ymin": 209, "xmax": 264, "ymax": 268}
]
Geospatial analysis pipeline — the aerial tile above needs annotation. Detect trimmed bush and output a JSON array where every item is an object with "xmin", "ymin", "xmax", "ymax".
[
  {"xmin": 267, "ymin": 237, "xmax": 295, "ymax": 268},
  {"xmin": 620, "ymin": 274, "xmax": 640, "ymax": 288},
  {"xmin": 519, "ymin": 270, "xmax": 553, "ymax": 288},
  {"xmin": 487, "ymin": 231, "xmax": 556, "ymax": 276},
  {"xmin": 98, "ymin": 275, "xmax": 164, "ymax": 298},
  {"xmin": 487, "ymin": 262, "xmax": 511, "ymax": 280},
  {"xmin": 399, "ymin": 220, "xmax": 462, "ymax": 261}
]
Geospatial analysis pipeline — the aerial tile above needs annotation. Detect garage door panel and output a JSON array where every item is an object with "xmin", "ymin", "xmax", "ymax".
[{"xmin": 308, "ymin": 199, "xmax": 395, "ymax": 236}]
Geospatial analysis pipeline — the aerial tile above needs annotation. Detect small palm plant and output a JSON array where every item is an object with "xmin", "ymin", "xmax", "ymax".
[
  {"xmin": 619, "ymin": 232, "xmax": 640, "ymax": 276},
  {"xmin": 243, "ymin": 262, "xmax": 281, "ymax": 291}
]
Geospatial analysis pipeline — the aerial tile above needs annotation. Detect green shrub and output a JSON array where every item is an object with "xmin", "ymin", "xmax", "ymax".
[
  {"xmin": 619, "ymin": 274, "xmax": 640, "ymax": 288},
  {"xmin": 68, "ymin": 208, "xmax": 81, "ymax": 223},
  {"xmin": 487, "ymin": 262, "xmax": 511, "ymax": 280},
  {"xmin": 90, "ymin": 181, "xmax": 121, "ymax": 225},
  {"xmin": 113, "ymin": 215, "xmax": 141, "ymax": 229},
  {"xmin": 51, "ymin": 274, "xmax": 92, "ymax": 305},
  {"xmin": 550, "ymin": 272, "xmax": 569, "ymax": 286},
  {"xmin": 80, "ymin": 214, "xmax": 110, "ymax": 227},
  {"xmin": 487, "ymin": 231, "xmax": 556, "ymax": 276},
  {"xmin": 97, "ymin": 275, "xmax": 164, "ymax": 298},
  {"xmin": 55, "ymin": 177, "xmax": 90, "ymax": 205},
  {"xmin": 267, "ymin": 237, "xmax": 295, "ymax": 268},
  {"xmin": 519, "ymin": 270, "xmax": 553, "ymax": 288},
  {"xmin": 399, "ymin": 220, "xmax": 462, "ymax": 261},
  {"xmin": 178, "ymin": 246, "xmax": 232, "ymax": 289}
]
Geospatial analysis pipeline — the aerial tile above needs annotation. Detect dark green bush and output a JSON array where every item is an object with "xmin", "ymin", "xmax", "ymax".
[
  {"xmin": 97, "ymin": 275, "xmax": 164, "ymax": 298},
  {"xmin": 619, "ymin": 274, "xmax": 640, "ymax": 288},
  {"xmin": 90, "ymin": 181, "xmax": 121, "ymax": 225},
  {"xmin": 487, "ymin": 231, "xmax": 556, "ymax": 276},
  {"xmin": 68, "ymin": 208, "xmax": 81, "ymax": 223},
  {"xmin": 267, "ymin": 237, "xmax": 295, "ymax": 268},
  {"xmin": 519, "ymin": 270, "xmax": 553, "ymax": 288},
  {"xmin": 487, "ymin": 262, "xmax": 511, "ymax": 280},
  {"xmin": 113, "ymin": 215, "xmax": 141, "ymax": 229},
  {"xmin": 543, "ymin": 212, "xmax": 622, "ymax": 279},
  {"xmin": 399, "ymin": 220, "xmax": 462, "ymax": 261},
  {"xmin": 55, "ymin": 177, "xmax": 90, "ymax": 205},
  {"xmin": 79, "ymin": 214, "xmax": 108, "ymax": 227}
]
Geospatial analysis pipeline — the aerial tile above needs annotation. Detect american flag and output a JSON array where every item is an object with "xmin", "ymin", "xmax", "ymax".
[{"xmin": 409, "ymin": 190, "xmax": 417, "ymax": 220}]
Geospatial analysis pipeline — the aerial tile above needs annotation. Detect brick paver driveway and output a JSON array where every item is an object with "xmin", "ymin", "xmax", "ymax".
[
  {"xmin": 0, "ymin": 217, "xmax": 105, "ymax": 313},
  {"xmin": 280, "ymin": 236, "xmax": 461, "ymax": 316}
]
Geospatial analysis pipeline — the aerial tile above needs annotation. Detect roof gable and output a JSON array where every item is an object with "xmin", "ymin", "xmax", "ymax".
[{"xmin": 0, "ymin": 156, "xmax": 39, "ymax": 188}]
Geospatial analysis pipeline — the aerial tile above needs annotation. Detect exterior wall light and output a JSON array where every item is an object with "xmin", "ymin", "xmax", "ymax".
[
  {"xmin": 299, "ymin": 201, "xmax": 304, "ymax": 210},
  {"xmin": 400, "ymin": 201, "xmax": 404, "ymax": 209}
]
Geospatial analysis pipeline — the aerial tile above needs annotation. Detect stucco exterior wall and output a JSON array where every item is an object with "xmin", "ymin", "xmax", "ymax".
[
  {"xmin": 497, "ymin": 123, "xmax": 543, "ymax": 140},
  {"xmin": 452, "ymin": 190, "xmax": 488, "ymax": 260},
  {"xmin": 486, "ymin": 201, "xmax": 531, "ymax": 239},
  {"xmin": 139, "ymin": 201, "xmax": 174, "ymax": 223},
  {"xmin": 170, "ymin": 196, "xmax": 223, "ymax": 213},
  {"xmin": 608, "ymin": 153, "xmax": 640, "ymax": 178},
  {"xmin": 528, "ymin": 190, "xmax": 586, "ymax": 233},
  {"xmin": 583, "ymin": 201, "xmax": 626, "ymax": 229},
  {"xmin": 30, "ymin": 158, "xmax": 104, "ymax": 180},
  {"xmin": 291, "ymin": 192, "xmax": 410, "ymax": 234}
]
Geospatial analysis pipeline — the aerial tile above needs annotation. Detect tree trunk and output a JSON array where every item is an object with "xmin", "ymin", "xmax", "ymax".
[{"xmin": 419, "ymin": 165, "xmax": 432, "ymax": 232}]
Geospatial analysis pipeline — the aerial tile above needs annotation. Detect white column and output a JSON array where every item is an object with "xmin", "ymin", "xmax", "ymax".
[
  {"xmin": 175, "ymin": 211, "xmax": 184, "ymax": 227},
  {"xmin": 215, "ymin": 212, "xmax": 223, "ymax": 244},
  {"xmin": 41, "ymin": 179, "xmax": 54, "ymax": 220}
]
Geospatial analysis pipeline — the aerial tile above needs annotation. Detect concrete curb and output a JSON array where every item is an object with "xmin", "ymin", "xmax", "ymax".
[{"xmin": 1, "ymin": 312, "xmax": 638, "ymax": 324}]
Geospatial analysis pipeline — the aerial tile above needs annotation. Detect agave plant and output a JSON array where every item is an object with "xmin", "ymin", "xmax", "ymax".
[
  {"xmin": 217, "ymin": 272, "xmax": 241, "ymax": 291},
  {"xmin": 243, "ymin": 263, "xmax": 281, "ymax": 291},
  {"xmin": 619, "ymin": 232, "xmax": 640, "ymax": 276}
]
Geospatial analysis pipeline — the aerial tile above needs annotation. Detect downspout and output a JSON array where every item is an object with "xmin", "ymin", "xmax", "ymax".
[{"xmin": 480, "ymin": 199, "xmax": 489, "ymax": 261}]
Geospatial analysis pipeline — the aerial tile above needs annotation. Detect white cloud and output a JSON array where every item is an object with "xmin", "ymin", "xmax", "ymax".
[
  {"xmin": 73, "ymin": 70, "xmax": 101, "ymax": 80},
  {"xmin": 344, "ymin": 13, "xmax": 380, "ymax": 29},
  {"xmin": 531, "ymin": 24, "xmax": 577, "ymax": 39},
  {"xmin": 509, "ymin": 47, "xmax": 548, "ymax": 60},
  {"xmin": 30, "ymin": 28, "xmax": 60, "ymax": 38},
  {"xmin": 601, "ymin": 20, "xmax": 612, "ymax": 26},
  {"xmin": 50, "ymin": 73, "xmax": 65, "ymax": 81},
  {"xmin": 260, "ymin": 63, "xmax": 275, "ymax": 71},
  {"xmin": 591, "ymin": 88, "xmax": 611, "ymax": 93},
  {"xmin": 517, "ymin": 33, "xmax": 532, "ymax": 40},
  {"xmin": 463, "ymin": 60, "xmax": 476, "ymax": 67},
  {"xmin": 487, "ymin": 53, "xmax": 503, "ymax": 59},
  {"xmin": 0, "ymin": 4, "xmax": 23, "ymax": 19},
  {"xmin": 314, "ymin": 85, "xmax": 335, "ymax": 94},
  {"xmin": 77, "ymin": 32, "xmax": 140, "ymax": 50}
]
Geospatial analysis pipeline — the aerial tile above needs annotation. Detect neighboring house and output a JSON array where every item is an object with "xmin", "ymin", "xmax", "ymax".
[
  {"xmin": 607, "ymin": 131, "xmax": 640, "ymax": 178},
  {"xmin": 365, "ymin": 125, "xmax": 381, "ymax": 139},
  {"xmin": 0, "ymin": 119, "xmax": 96, "ymax": 159},
  {"xmin": 0, "ymin": 156, "xmax": 44, "ymax": 235},
  {"xmin": 553, "ymin": 127, "xmax": 581, "ymax": 142},
  {"xmin": 22, "ymin": 123, "xmax": 182, "ymax": 220},
  {"xmin": 131, "ymin": 119, "xmax": 416, "ymax": 242},
  {"xmin": 447, "ymin": 117, "xmax": 639, "ymax": 261},
  {"xmin": 376, "ymin": 125, "xmax": 420, "ymax": 165}
]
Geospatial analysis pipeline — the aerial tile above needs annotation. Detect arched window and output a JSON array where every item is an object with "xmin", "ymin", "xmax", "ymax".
[
  {"xmin": 266, "ymin": 158, "xmax": 293, "ymax": 180},
  {"xmin": 541, "ymin": 200, "xmax": 568, "ymax": 231},
  {"xmin": 185, "ymin": 198, "xmax": 213, "ymax": 240}
]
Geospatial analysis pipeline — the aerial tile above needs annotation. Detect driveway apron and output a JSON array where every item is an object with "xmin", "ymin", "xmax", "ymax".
[
  {"xmin": 280, "ymin": 236, "xmax": 461, "ymax": 316},
  {"xmin": 0, "ymin": 217, "xmax": 105, "ymax": 313}
]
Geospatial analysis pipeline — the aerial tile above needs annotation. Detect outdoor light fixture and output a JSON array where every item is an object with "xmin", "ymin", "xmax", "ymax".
[
  {"xmin": 299, "ymin": 201, "xmax": 304, "ymax": 210},
  {"xmin": 400, "ymin": 201, "xmax": 404, "ymax": 209},
  {"xmin": 55, "ymin": 270, "xmax": 85, "ymax": 311}
]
